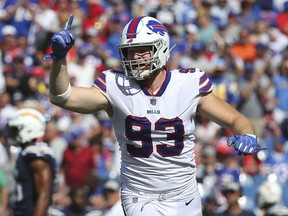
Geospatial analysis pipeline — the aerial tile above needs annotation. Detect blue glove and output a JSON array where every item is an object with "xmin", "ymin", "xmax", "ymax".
[
  {"xmin": 43, "ymin": 14, "xmax": 75, "ymax": 61},
  {"xmin": 227, "ymin": 134, "xmax": 258, "ymax": 156}
]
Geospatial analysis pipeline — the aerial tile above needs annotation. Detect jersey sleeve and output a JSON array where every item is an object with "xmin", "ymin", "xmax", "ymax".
[
  {"xmin": 198, "ymin": 69, "xmax": 213, "ymax": 95},
  {"xmin": 93, "ymin": 70, "xmax": 107, "ymax": 94},
  {"xmin": 93, "ymin": 69, "xmax": 125, "ymax": 99}
]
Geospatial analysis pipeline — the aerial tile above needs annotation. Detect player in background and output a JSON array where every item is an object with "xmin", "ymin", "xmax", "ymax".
[
  {"xmin": 44, "ymin": 15, "xmax": 263, "ymax": 216},
  {"xmin": 7, "ymin": 108, "xmax": 56, "ymax": 216},
  {"xmin": 255, "ymin": 181, "xmax": 288, "ymax": 216}
]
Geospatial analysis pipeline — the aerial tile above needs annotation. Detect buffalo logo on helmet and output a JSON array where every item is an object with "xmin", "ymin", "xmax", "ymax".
[{"xmin": 146, "ymin": 20, "xmax": 167, "ymax": 36}]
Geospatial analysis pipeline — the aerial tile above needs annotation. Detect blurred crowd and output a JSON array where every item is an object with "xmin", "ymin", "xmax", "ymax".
[{"xmin": 0, "ymin": 0, "xmax": 288, "ymax": 215}]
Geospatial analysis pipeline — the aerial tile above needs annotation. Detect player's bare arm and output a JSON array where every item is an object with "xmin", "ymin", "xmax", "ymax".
[
  {"xmin": 31, "ymin": 159, "xmax": 53, "ymax": 216},
  {"xmin": 198, "ymin": 92, "xmax": 261, "ymax": 155},
  {"xmin": 47, "ymin": 15, "xmax": 111, "ymax": 115},
  {"xmin": 197, "ymin": 92, "xmax": 255, "ymax": 135}
]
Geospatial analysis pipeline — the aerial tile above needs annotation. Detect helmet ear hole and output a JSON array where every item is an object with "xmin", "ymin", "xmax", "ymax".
[
  {"xmin": 121, "ymin": 48, "xmax": 128, "ymax": 59},
  {"xmin": 7, "ymin": 126, "xmax": 19, "ymax": 138}
]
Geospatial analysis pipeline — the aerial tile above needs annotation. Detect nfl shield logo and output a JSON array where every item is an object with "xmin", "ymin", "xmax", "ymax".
[{"xmin": 150, "ymin": 98, "xmax": 156, "ymax": 105}]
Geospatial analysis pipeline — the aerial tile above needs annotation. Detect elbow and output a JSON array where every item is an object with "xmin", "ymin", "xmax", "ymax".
[{"xmin": 49, "ymin": 97, "xmax": 69, "ymax": 108}]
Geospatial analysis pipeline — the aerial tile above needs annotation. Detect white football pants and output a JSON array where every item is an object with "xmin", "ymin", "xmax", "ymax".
[{"xmin": 120, "ymin": 181, "xmax": 203, "ymax": 216}]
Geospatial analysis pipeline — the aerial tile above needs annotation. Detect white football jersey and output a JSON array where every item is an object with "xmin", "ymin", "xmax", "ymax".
[{"xmin": 94, "ymin": 68, "xmax": 213, "ymax": 193}]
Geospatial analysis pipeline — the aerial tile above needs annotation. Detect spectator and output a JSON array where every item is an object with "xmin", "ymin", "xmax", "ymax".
[
  {"xmin": 105, "ymin": 15, "xmax": 124, "ymax": 59},
  {"xmin": 249, "ymin": 18, "xmax": 270, "ymax": 45},
  {"xmin": 210, "ymin": 0, "xmax": 232, "ymax": 26},
  {"xmin": 49, "ymin": 186, "xmax": 102, "ymax": 216},
  {"xmin": 221, "ymin": 11, "xmax": 242, "ymax": 46},
  {"xmin": 0, "ymin": 92, "xmax": 17, "ymax": 128},
  {"xmin": 210, "ymin": 57, "xmax": 240, "ymax": 108},
  {"xmin": 67, "ymin": 111, "xmax": 102, "ymax": 141},
  {"xmin": 276, "ymin": 1, "xmax": 288, "ymax": 36},
  {"xmin": 239, "ymin": 0, "xmax": 262, "ymax": 32},
  {"xmin": 60, "ymin": 127, "xmax": 95, "ymax": 188},
  {"xmin": 132, "ymin": 0, "xmax": 160, "ymax": 17},
  {"xmin": 229, "ymin": 28, "xmax": 256, "ymax": 61},
  {"xmin": 197, "ymin": 12, "xmax": 219, "ymax": 48},
  {"xmin": 179, "ymin": 41, "xmax": 213, "ymax": 73},
  {"xmin": 184, "ymin": 23, "xmax": 200, "ymax": 53},
  {"xmin": 148, "ymin": 0, "xmax": 175, "ymax": 26},
  {"xmin": 27, "ymin": 0, "xmax": 60, "ymax": 54},
  {"xmin": 215, "ymin": 181, "xmax": 256, "ymax": 216},
  {"xmin": 1, "ymin": 25, "xmax": 18, "ymax": 66},
  {"xmin": 69, "ymin": 0, "xmax": 85, "ymax": 40},
  {"xmin": 98, "ymin": 116, "xmax": 120, "ymax": 178},
  {"xmin": 43, "ymin": 119, "xmax": 68, "ymax": 169},
  {"xmin": 195, "ymin": 114, "xmax": 221, "ymax": 147},
  {"xmin": 89, "ymin": 134, "xmax": 113, "ymax": 183},
  {"xmin": 4, "ymin": 0, "xmax": 35, "ymax": 38},
  {"xmin": 202, "ymin": 195, "xmax": 219, "ymax": 216},
  {"xmin": 272, "ymin": 57, "xmax": 288, "ymax": 124},
  {"xmin": 4, "ymin": 55, "xmax": 30, "ymax": 104},
  {"xmin": 238, "ymin": 61, "xmax": 265, "ymax": 137},
  {"xmin": 101, "ymin": 179, "xmax": 125, "ymax": 216},
  {"xmin": 81, "ymin": 1, "xmax": 105, "ymax": 42},
  {"xmin": 261, "ymin": 135, "xmax": 288, "ymax": 185},
  {"xmin": 197, "ymin": 144, "xmax": 219, "ymax": 201},
  {"xmin": 267, "ymin": 26, "xmax": 288, "ymax": 70}
]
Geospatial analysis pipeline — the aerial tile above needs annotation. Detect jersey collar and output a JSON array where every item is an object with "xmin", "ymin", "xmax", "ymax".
[{"xmin": 140, "ymin": 68, "xmax": 171, "ymax": 96}]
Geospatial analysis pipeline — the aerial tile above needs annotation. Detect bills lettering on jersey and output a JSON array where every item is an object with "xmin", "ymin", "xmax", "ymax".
[{"xmin": 147, "ymin": 109, "xmax": 160, "ymax": 114}]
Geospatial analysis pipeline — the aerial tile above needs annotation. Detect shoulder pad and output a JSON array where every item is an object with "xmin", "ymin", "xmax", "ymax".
[
  {"xmin": 22, "ymin": 142, "xmax": 55, "ymax": 158},
  {"xmin": 86, "ymin": 209, "xmax": 102, "ymax": 216}
]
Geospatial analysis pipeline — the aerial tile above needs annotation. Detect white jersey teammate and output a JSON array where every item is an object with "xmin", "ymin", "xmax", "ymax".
[{"xmin": 46, "ymin": 15, "xmax": 260, "ymax": 216}]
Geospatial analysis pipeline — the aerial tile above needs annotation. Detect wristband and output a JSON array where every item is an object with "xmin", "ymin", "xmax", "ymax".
[{"xmin": 49, "ymin": 83, "xmax": 71, "ymax": 103}]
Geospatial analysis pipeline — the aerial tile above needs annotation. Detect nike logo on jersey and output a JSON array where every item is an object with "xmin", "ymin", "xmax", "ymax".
[{"xmin": 185, "ymin": 198, "xmax": 194, "ymax": 206}]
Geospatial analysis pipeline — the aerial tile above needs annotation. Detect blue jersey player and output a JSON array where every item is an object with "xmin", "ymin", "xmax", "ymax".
[
  {"xmin": 8, "ymin": 108, "xmax": 56, "ymax": 216},
  {"xmin": 45, "ymin": 15, "xmax": 264, "ymax": 216}
]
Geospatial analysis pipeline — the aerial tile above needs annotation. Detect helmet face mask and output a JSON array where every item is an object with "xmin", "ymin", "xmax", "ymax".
[{"xmin": 118, "ymin": 16, "xmax": 171, "ymax": 80}]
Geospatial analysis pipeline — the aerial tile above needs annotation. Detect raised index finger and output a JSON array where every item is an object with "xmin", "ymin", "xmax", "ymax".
[{"xmin": 64, "ymin": 14, "xmax": 74, "ymax": 30}]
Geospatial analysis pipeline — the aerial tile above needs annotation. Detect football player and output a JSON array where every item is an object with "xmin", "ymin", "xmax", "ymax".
[
  {"xmin": 45, "ymin": 15, "xmax": 261, "ymax": 216},
  {"xmin": 256, "ymin": 181, "xmax": 288, "ymax": 216},
  {"xmin": 7, "ymin": 108, "xmax": 56, "ymax": 216}
]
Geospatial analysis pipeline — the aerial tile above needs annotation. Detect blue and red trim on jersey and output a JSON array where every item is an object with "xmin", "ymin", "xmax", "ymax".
[
  {"xmin": 94, "ymin": 72, "xmax": 107, "ymax": 92},
  {"xmin": 199, "ymin": 72, "xmax": 213, "ymax": 94},
  {"xmin": 140, "ymin": 68, "xmax": 171, "ymax": 96}
]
